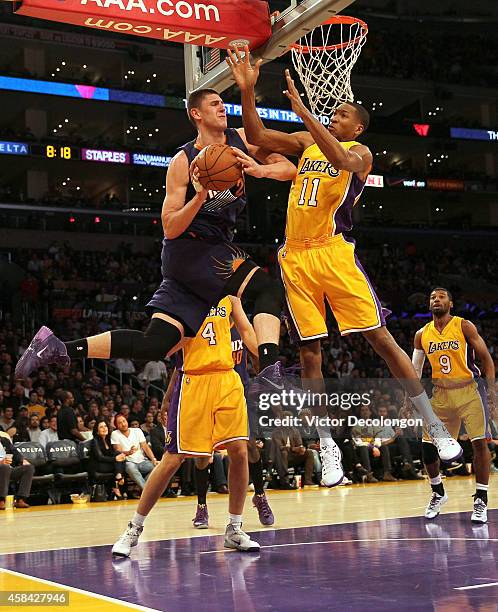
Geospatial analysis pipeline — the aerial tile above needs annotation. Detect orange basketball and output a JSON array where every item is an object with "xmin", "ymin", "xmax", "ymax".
[{"xmin": 194, "ymin": 144, "xmax": 242, "ymax": 192}]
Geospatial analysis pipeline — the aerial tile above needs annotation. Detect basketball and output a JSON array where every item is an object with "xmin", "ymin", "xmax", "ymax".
[{"xmin": 194, "ymin": 144, "xmax": 243, "ymax": 191}]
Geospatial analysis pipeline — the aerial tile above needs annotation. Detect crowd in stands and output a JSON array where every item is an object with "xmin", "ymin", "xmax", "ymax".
[{"xmin": 1, "ymin": 236, "xmax": 498, "ymax": 506}]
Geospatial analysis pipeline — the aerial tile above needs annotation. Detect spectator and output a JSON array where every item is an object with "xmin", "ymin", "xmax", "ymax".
[
  {"xmin": 90, "ymin": 420, "xmax": 126, "ymax": 499},
  {"xmin": 271, "ymin": 412, "xmax": 315, "ymax": 488},
  {"xmin": 57, "ymin": 391, "xmax": 85, "ymax": 442},
  {"xmin": 25, "ymin": 390, "xmax": 45, "ymax": 417},
  {"xmin": 110, "ymin": 415, "xmax": 158, "ymax": 490},
  {"xmin": 351, "ymin": 405, "xmax": 397, "ymax": 483},
  {"xmin": 377, "ymin": 405, "xmax": 422, "ymax": 480},
  {"xmin": 139, "ymin": 360, "xmax": 167, "ymax": 398},
  {"xmin": 148, "ymin": 409, "xmax": 176, "ymax": 498},
  {"xmin": 38, "ymin": 415, "xmax": 59, "ymax": 448},
  {"xmin": 0, "ymin": 406, "xmax": 14, "ymax": 432},
  {"xmin": 27, "ymin": 414, "xmax": 42, "ymax": 443},
  {"xmin": 40, "ymin": 416, "xmax": 49, "ymax": 430},
  {"xmin": 0, "ymin": 435, "xmax": 35, "ymax": 509},
  {"xmin": 11, "ymin": 415, "xmax": 30, "ymax": 443},
  {"xmin": 140, "ymin": 412, "xmax": 155, "ymax": 437},
  {"xmin": 77, "ymin": 415, "xmax": 93, "ymax": 441}
]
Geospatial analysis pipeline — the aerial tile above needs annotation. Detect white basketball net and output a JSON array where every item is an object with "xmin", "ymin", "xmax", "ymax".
[{"xmin": 291, "ymin": 17, "xmax": 368, "ymax": 118}]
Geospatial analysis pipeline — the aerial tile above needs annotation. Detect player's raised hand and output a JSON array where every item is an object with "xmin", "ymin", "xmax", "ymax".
[
  {"xmin": 232, "ymin": 147, "xmax": 265, "ymax": 179},
  {"xmin": 283, "ymin": 69, "xmax": 308, "ymax": 117},
  {"xmin": 226, "ymin": 45, "xmax": 262, "ymax": 91}
]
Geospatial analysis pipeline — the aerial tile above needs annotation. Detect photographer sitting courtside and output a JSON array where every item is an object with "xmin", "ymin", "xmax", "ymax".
[{"xmin": 0, "ymin": 436, "xmax": 35, "ymax": 509}]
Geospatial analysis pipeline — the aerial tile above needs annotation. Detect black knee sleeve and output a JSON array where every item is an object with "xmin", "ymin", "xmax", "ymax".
[
  {"xmin": 110, "ymin": 319, "xmax": 181, "ymax": 360},
  {"xmin": 242, "ymin": 269, "xmax": 284, "ymax": 319},
  {"xmin": 422, "ymin": 442, "xmax": 439, "ymax": 465}
]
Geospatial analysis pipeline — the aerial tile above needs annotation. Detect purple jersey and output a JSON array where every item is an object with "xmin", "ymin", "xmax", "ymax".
[
  {"xmin": 175, "ymin": 128, "xmax": 248, "ymax": 242},
  {"xmin": 231, "ymin": 326, "xmax": 249, "ymax": 386}
]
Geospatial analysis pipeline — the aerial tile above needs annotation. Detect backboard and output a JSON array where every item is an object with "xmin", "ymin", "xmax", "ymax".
[{"xmin": 184, "ymin": 0, "xmax": 358, "ymax": 96}]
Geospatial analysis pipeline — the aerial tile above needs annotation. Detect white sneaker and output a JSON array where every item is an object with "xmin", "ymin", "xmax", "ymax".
[
  {"xmin": 224, "ymin": 524, "xmax": 260, "ymax": 552},
  {"xmin": 339, "ymin": 475, "xmax": 353, "ymax": 486},
  {"xmin": 320, "ymin": 443, "xmax": 344, "ymax": 487},
  {"xmin": 112, "ymin": 522, "xmax": 143, "ymax": 557},
  {"xmin": 471, "ymin": 497, "xmax": 488, "ymax": 524},
  {"xmin": 425, "ymin": 492, "xmax": 448, "ymax": 519},
  {"xmin": 426, "ymin": 422, "xmax": 462, "ymax": 462}
]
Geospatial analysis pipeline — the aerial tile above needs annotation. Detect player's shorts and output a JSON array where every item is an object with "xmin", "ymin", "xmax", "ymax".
[
  {"xmin": 166, "ymin": 368, "xmax": 249, "ymax": 455},
  {"xmin": 422, "ymin": 379, "xmax": 490, "ymax": 443},
  {"xmin": 278, "ymin": 233, "xmax": 387, "ymax": 341},
  {"xmin": 147, "ymin": 237, "xmax": 256, "ymax": 337}
]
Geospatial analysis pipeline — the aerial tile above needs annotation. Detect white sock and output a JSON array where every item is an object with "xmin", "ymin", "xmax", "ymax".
[
  {"xmin": 476, "ymin": 483, "xmax": 489, "ymax": 491},
  {"xmin": 229, "ymin": 513, "xmax": 242, "ymax": 529},
  {"xmin": 316, "ymin": 423, "xmax": 335, "ymax": 447},
  {"xmin": 132, "ymin": 512, "xmax": 146, "ymax": 527},
  {"xmin": 429, "ymin": 475, "xmax": 442, "ymax": 486},
  {"xmin": 409, "ymin": 391, "xmax": 438, "ymax": 426}
]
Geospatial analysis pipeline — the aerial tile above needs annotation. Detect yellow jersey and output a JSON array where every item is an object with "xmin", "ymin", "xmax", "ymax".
[
  {"xmin": 178, "ymin": 296, "xmax": 233, "ymax": 374},
  {"xmin": 285, "ymin": 141, "xmax": 368, "ymax": 241},
  {"xmin": 420, "ymin": 316, "xmax": 480, "ymax": 383}
]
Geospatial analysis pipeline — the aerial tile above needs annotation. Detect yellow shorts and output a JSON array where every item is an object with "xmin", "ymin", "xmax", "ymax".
[
  {"xmin": 422, "ymin": 381, "xmax": 489, "ymax": 442},
  {"xmin": 278, "ymin": 234, "xmax": 386, "ymax": 340},
  {"xmin": 166, "ymin": 369, "xmax": 248, "ymax": 456}
]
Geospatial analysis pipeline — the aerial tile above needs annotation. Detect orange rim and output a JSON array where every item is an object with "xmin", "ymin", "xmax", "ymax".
[{"xmin": 291, "ymin": 15, "xmax": 368, "ymax": 53}]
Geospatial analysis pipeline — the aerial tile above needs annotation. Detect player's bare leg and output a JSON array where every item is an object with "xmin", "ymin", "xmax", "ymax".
[
  {"xmin": 223, "ymin": 440, "xmax": 260, "ymax": 551},
  {"xmin": 112, "ymin": 452, "xmax": 184, "ymax": 557},
  {"xmin": 300, "ymin": 341, "xmax": 344, "ymax": 487},
  {"xmin": 363, "ymin": 327, "xmax": 462, "ymax": 461},
  {"xmin": 471, "ymin": 438, "xmax": 490, "ymax": 523},
  {"xmin": 248, "ymin": 439, "xmax": 274, "ymax": 525}
]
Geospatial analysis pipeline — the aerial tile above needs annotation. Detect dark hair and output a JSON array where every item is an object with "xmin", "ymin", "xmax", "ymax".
[
  {"xmin": 114, "ymin": 413, "xmax": 127, "ymax": 429},
  {"xmin": 431, "ymin": 287, "xmax": 453, "ymax": 300},
  {"xmin": 93, "ymin": 419, "xmax": 111, "ymax": 446},
  {"xmin": 348, "ymin": 101, "xmax": 370, "ymax": 133},
  {"xmin": 186, "ymin": 88, "xmax": 219, "ymax": 127}
]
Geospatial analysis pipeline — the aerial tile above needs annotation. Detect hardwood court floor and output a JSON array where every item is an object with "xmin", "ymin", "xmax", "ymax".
[{"xmin": 1, "ymin": 475, "xmax": 497, "ymax": 611}]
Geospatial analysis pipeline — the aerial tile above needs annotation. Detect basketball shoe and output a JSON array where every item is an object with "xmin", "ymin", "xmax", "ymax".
[
  {"xmin": 224, "ymin": 524, "xmax": 260, "ymax": 552},
  {"xmin": 426, "ymin": 422, "xmax": 462, "ymax": 462},
  {"xmin": 424, "ymin": 492, "xmax": 448, "ymax": 519},
  {"xmin": 471, "ymin": 496, "xmax": 488, "ymax": 524},
  {"xmin": 111, "ymin": 522, "xmax": 143, "ymax": 557},
  {"xmin": 193, "ymin": 504, "xmax": 209, "ymax": 529},
  {"xmin": 15, "ymin": 326, "xmax": 70, "ymax": 379},
  {"xmin": 252, "ymin": 494, "xmax": 274, "ymax": 525},
  {"xmin": 320, "ymin": 442, "xmax": 344, "ymax": 487}
]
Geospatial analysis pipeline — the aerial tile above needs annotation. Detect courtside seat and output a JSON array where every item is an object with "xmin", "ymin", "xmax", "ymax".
[
  {"xmin": 15, "ymin": 441, "xmax": 56, "ymax": 504},
  {"xmin": 46, "ymin": 440, "xmax": 89, "ymax": 503}
]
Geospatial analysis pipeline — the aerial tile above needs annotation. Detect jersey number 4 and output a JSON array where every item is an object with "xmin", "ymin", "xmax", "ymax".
[
  {"xmin": 201, "ymin": 322, "xmax": 217, "ymax": 346},
  {"xmin": 298, "ymin": 177, "xmax": 320, "ymax": 207},
  {"xmin": 439, "ymin": 354, "xmax": 452, "ymax": 374}
]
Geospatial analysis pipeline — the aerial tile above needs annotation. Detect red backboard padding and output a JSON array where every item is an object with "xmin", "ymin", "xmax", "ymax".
[{"xmin": 14, "ymin": 0, "xmax": 272, "ymax": 49}]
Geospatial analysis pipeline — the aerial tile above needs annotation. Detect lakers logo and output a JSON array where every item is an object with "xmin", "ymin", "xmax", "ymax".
[{"xmin": 165, "ymin": 431, "xmax": 172, "ymax": 445}]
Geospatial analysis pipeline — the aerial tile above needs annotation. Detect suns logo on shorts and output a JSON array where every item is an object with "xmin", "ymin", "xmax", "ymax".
[{"xmin": 211, "ymin": 245, "xmax": 249, "ymax": 279}]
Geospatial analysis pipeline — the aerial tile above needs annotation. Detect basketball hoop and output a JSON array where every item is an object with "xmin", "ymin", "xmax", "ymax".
[{"xmin": 290, "ymin": 15, "xmax": 368, "ymax": 118}]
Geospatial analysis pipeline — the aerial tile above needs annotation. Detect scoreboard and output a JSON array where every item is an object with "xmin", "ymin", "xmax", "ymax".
[{"xmin": 0, "ymin": 140, "xmax": 172, "ymax": 167}]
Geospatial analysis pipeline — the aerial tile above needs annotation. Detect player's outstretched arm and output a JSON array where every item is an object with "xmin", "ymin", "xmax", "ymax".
[
  {"xmin": 232, "ymin": 142, "xmax": 297, "ymax": 181},
  {"xmin": 161, "ymin": 151, "xmax": 208, "ymax": 240},
  {"xmin": 230, "ymin": 296, "xmax": 258, "ymax": 358},
  {"xmin": 282, "ymin": 69, "xmax": 372, "ymax": 176},
  {"xmin": 462, "ymin": 320, "xmax": 496, "ymax": 414},
  {"xmin": 227, "ymin": 45, "xmax": 312, "ymax": 156}
]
